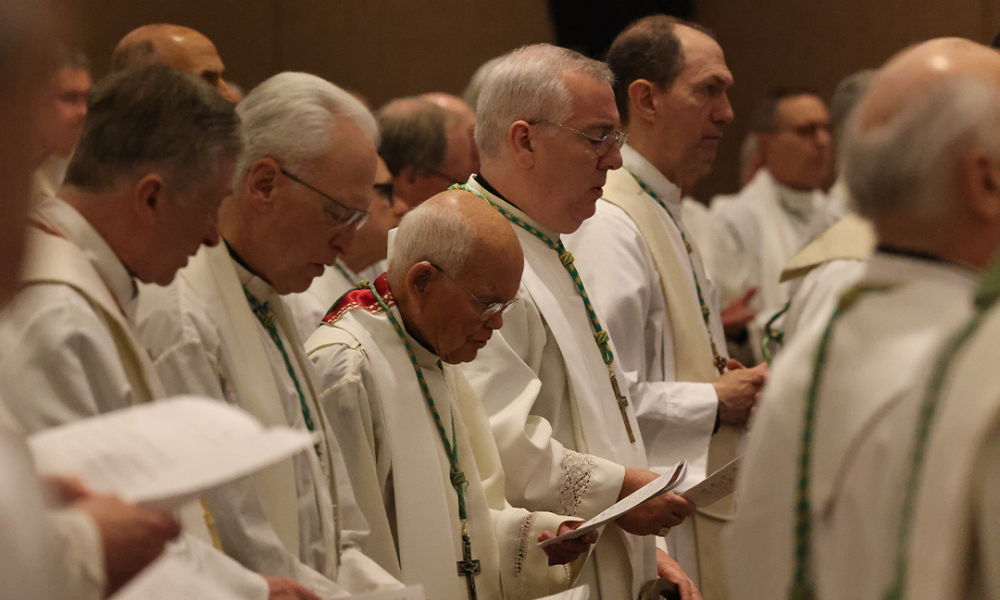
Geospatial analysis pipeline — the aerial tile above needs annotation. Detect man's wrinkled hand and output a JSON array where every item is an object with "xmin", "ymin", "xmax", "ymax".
[
  {"xmin": 73, "ymin": 494, "xmax": 180, "ymax": 594},
  {"xmin": 713, "ymin": 360, "xmax": 767, "ymax": 426},
  {"xmin": 265, "ymin": 576, "xmax": 322, "ymax": 600},
  {"xmin": 721, "ymin": 287, "xmax": 758, "ymax": 336},
  {"xmin": 538, "ymin": 520, "xmax": 597, "ymax": 565},
  {"xmin": 656, "ymin": 548, "xmax": 702, "ymax": 600},
  {"xmin": 614, "ymin": 468, "xmax": 697, "ymax": 536}
]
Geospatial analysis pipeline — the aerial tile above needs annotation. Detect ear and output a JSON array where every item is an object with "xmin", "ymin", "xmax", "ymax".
[
  {"xmin": 132, "ymin": 173, "xmax": 166, "ymax": 225},
  {"xmin": 404, "ymin": 261, "xmax": 436, "ymax": 310},
  {"xmin": 628, "ymin": 79, "xmax": 659, "ymax": 125},
  {"xmin": 963, "ymin": 150, "xmax": 1000, "ymax": 221},
  {"xmin": 507, "ymin": 120, "xmax": 535, "ymax": 169},
  {"xmin": 245, "ymin": 157, "xmax": 279, "ymax": 212}
]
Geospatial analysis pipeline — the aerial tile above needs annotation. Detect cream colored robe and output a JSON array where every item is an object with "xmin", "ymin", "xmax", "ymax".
[
  {"xmin": 306, "ymin": 275, "xmax": 585, "ymax": 600},
  {"xmin": 460, "ymin": 176, "xmax": 656, "ymax": 600},
  {"xmin": 565, "ymin": 147, "xmax": 744, "ymax": 600},
  {"xmin": 725, "ymin": 253, "xmax": 978, "ymax": 600},
  {"xmin": 903, "ymin": 271, "xmax": 1000, "ymax": 600},
  {"xmin": 0, "ymin": 195, "xmax": 269, "ymax": 599},
  {"xmin": 138, "ymin": 242, "xmax": 402, "ymax": 596},
  {"xmin": 286, "ymin": 259, "xmax": 382, "ymax": 342}
]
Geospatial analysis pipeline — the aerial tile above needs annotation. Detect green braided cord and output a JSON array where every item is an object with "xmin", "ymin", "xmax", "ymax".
[
  {"xmin": 366, "ymin": 282, "xmax": 469, "ymax": 520},
  {"xmin": 882, "ymin": 257, "xmax": 1000, "ymax": 600},
  {"xmin": 244, "ymin": 287, "xmax": 322, "ymax": 459},
  {"xmin": 792, "ymin": 284, "xmax": 894, "ymax": 600},
  {"xmin": 453, "ymin": 182, "xmax": 615, "ymax": 367},
  {"xmin": 762, "ymin": 300, "xmax": 792, "ymax": 363},
  {"xmin": 625, "ymin": 170, "xmax": 726, "ymax": 374}
]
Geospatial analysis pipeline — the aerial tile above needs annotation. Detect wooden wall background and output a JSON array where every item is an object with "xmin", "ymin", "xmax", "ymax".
[{"xmin": 54, "ymin": 0, "xmax": 1000, "ymax": 199}]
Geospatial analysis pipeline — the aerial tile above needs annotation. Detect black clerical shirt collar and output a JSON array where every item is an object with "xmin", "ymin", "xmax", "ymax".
[
  {"xmin": 474, "ymin": 173, "xmax": 523, "ymax": 211},
  {"xmin": 224, "ymin": 238, "xmax": 268, "ymax": 281},
  {"xmin": 876, "ymin": 244, "xmax": 948, "ymax": 266}
]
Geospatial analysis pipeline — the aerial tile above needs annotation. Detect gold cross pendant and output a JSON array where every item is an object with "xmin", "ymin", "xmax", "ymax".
[
  {"xmin": 457, "ymin": 521, "xmax": 481, "ymax": 600},
  {"xmin": 609, "ymin": 370, "xmax": 636, "ymax": 443}
]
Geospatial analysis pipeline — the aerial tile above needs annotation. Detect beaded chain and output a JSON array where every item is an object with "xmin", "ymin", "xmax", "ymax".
[
  {"xmin": 244, "ymin": 287, "xmax": 323, "ymax": 461},
  {"xmin": 365, "ymin": 281, "xmax": 470, "ymax": 520},
  {"xmin": 790, "ymin": 284, "xmax": 894, "ymax": 600},
  {"xmin": 762, "ymin": 300, "xmax": 792, "ymax": 363},
  {"xmin": 625, "ymin": 170, "xmax": 727, "ymax": 375},
  {"xmin": 881, "ymin": 259, "xmax": 1000, "ymax": 600},
  {"xmin": 453, "ymin": 183, "xmax": 636, "ymax": 442}
]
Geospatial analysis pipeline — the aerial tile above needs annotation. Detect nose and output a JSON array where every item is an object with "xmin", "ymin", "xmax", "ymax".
[
  {"xmin": 483, "ymin": 310, "xmax": 504, "ymax": 331},
  {"xmin": 219, "ymin": 79, "xmax": 241, "ymax": 105},
  {"xmin": 330, "ymin": 224, "xmax": 357, "ymax": 260},
  {"xmin": 203, "ymin": 218, "xmax": 220, "ymax": 247},
  {"xmin": 715, "ymin": 94, "xmax": 735, "ymax": 125},
  {"xmin": 815, "ymin": 126, "xmax": 832, "ymax": 150},
  {"xmin": 600, "ymin": 143, "xmax": 624, "ymax": 171},
  {"xmin": 392, "ymin": 197, "xmax": 409, "ymax": 219}
]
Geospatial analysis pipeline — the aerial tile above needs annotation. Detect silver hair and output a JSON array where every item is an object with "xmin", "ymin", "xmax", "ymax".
[
  {"xmin": 388, "ymin": 201, "xmax": 477, "ymax": 282},
  {"xmin": 462, "ymin": 55, "xmax": 503, "ymax": 111},
  {"xmin": 842, "ymin": 75, "xmax": 1000, "ymax": 221},
  {"xmin": 474, "ymin": 43, "xmax": 614, "ymax": 159},
  {"xmin": 234, "ymin": 72, "xmax": 379, "ymax": 186}
]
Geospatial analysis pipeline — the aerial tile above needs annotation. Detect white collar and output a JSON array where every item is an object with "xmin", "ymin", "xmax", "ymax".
[
  {"xmin": 620, "ymin": 143, "xmax": 683, "ymax": 212},
  {"xmin": 32, "ymin": 194, "xmax": 139, "ymax": 320}
]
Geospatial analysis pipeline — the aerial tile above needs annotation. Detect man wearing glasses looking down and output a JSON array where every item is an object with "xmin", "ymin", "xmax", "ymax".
[{"xmin": 138, "ymin": 72, "xmax": 403, "ymax": 596}]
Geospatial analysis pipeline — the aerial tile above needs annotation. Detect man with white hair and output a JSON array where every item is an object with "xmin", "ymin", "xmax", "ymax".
[
  {"xmin": 563, "ymin": 17, "xmax": 766, "ymax": 599},
  {"xmin": 306, "ymin": 191, "xmax": 597, "ymax": 600},
  {"xmin": 725, "ymin": 37, "xmax": 1000, "ymax": 600},
  {"xmin": 459, "ymin": 43, "xmax": 700, "ymax": 600},
  {"xmin": 138, "ymin": 72, "xmax": 401, "ymax": 596}
]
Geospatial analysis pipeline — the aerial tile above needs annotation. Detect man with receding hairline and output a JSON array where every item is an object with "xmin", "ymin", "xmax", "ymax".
[
  {"xmin": 726, "ymin": 37, "xmax": 1000, "ymax": 600},
  {"xmin": 564, "ymin": 16, "xmax": 765, "ymax": 599},
  {"xmin": 112, "ymin": 24, "xmax": 240, "ymax": 104},
  {"xmin": 306, "ymin": 190, "xmax": 596, "ymax": 600}
]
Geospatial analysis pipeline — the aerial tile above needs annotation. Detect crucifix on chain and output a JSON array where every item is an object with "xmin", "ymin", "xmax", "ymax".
[{"xmin": 457, "ymin": 521, "xmax": 481, "ymax": 600}]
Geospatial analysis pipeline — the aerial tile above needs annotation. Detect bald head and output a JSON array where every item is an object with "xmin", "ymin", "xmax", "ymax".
[
  {"xmin": 388, "ymin": 190, "xmax": 522, "ymax": 363},
  {"xmin": 843, "ymin": 37, "xmax": 1000, "ymax": 267},
  {"xmin": 112, "ymin": 24, "xmax": 240, "ymax": 104},
  {"xmin": 857, "ymin": 37, "xmax": 1000, "ymax": 131}
]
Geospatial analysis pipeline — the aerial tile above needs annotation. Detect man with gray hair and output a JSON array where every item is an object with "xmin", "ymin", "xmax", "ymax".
[
  {"xmin": 459, "ymin": 43, "xmax": 700, "ymax": 599},
  {"xmin": 306, "ymin": 190, "xmax": 597, "ymax": 600},
  {"xmin": 138, "ymin": 72, "xmax": 402, "ymax": 596},
  {"xmin": 726, "ymin": 37, "xmax": 1000, "ymax": 600},
  {"xmin": 377, "ymin": 96, "xmax": 478, "ymax": 209},
  {"xmin": 32, "ymin": 45, "xmax": 91, "ymax": 200},
  {"xmin": 0, "ymin": 63, "xmax": 296, "ymax": 599}
]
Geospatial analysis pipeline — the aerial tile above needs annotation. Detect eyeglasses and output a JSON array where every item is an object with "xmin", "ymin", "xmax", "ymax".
[
  {"xmin": 529, "ymin": 119, "xmax": 628, "ymax": 157},
  {"xmin": 279, "ymin": 167, "xmax": 370, "ymax": 229},
  {"xmin": 373, "ymin": 181, "xmax": 395, "ymax": 206},
  {"xmin": 430, "ymin": 263, "xmax": 519, "ymax": 321}
]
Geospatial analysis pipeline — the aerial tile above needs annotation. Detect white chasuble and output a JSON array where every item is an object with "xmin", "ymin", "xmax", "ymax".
[
  {"xmin": 725, "ymin": 253, "xmax": 978, "ymax": 600},
  {"xmin": 138, "ymin": 242, "xmax": 401, "ymax": 595},
  {"xmin": 0, "ymin": 196, "xmax": 269, "ymax": 599},
  {"xmin": 459, "ymin": 177, "xmax": 656, "ymax": 600},
  {"xmin": 306, "ymin": 275, "xmax": 583, "ymax": 600},
  {"xmin": 710, "ymin": 169, "xmax": 839, "ymax": 360},
  {"xmin": 564, "ymin": 148, "xmax": 740, "ymax": 599},
  {"xmin": 902, "ymin": 272, "xmax": 1000, "ymax": 600}
]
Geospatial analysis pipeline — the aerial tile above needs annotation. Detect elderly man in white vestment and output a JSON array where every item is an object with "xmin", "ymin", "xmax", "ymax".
[
  {"xmin": 458, "ymin": 43, "xmax": 701, "ymax": 600},
  {"xmin": 306, "ymin": 191, "xmax": 599, "ymax": 600},
  {"xmin": 137, "ymin": 72, "xmax": 402, "ymax": 597},
  {"xmin": 709, "ymin": 88, "xmax": 838, "ymax": 360},
  {"xmin": 0, "ymin": 64, "xmax": 315, "ymax": 599},
  {"xmin": 0, "ymin": 12, "xmax": 186, "ymax": 599},
  {"xmin": 563, "ymin": 16, "xmax": 766, "ymax": 600},
  {"xmin": 289, "ymin": 156, "xmax": 407, "ymax": 341},
  {"xmin": 725, "ymin": 37, "xmax": 1000, "ymax": 600}
]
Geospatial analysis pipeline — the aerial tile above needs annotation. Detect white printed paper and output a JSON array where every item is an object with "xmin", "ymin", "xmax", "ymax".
[
  {"xmin": 109, "ymin": 551, "xmax": 246, "ymax": 600},
  {"xmin": 538, "ymin": 460, "xmax": 687, "ymax": 547},
  {"xmin": 351, "ymin": 584, "xmax": 425, "ymax": 600},
  {"xmin": 30, "ymin": 396, "xmax": 313, "ymax": 510},
  {"xmin": 536, "ymin": 585, "xmax": 590, "ymax": 600},
  {"xmin": 681, "ymin": 456, "xmax": 741, "ymax": 507}
]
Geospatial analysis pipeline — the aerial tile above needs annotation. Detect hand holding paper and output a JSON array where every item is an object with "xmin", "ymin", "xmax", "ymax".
[{"xmin": 539, "ymin": 461, "xmax": 688, "ymax": 547}]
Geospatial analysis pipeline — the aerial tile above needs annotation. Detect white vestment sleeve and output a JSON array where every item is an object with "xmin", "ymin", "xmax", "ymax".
[
  {"xmin": 461, "ymin": 290, "xmax": 626, "ymax": 520},
  {"xmin": 567, "ymin": 205, "xmax": 717, "ymax": 476}
]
